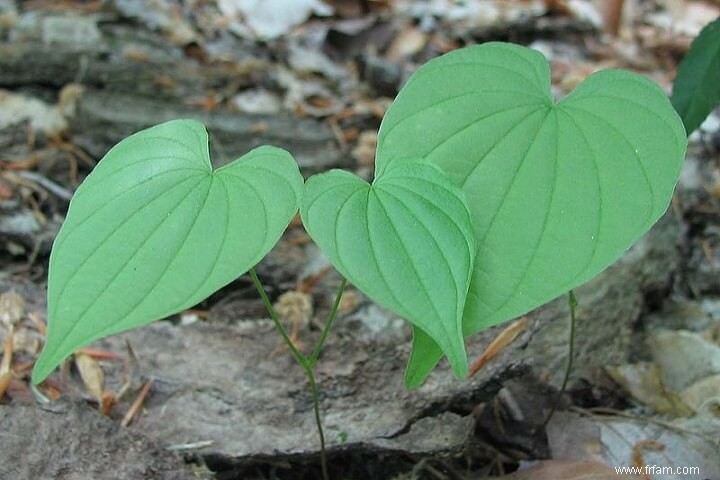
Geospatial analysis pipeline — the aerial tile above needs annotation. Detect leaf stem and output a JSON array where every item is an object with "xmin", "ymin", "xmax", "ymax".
[
  {"xmin": 305, "ymin": 361, "xmax": 328, "ymax": 480},
  {"xmin": 250, "ymin": 268, "xmax": 346, "ymax": 480},
  {"xmin": 308, "ymin": 278, "xmax": 347, "ymax": 367},
  {"xmin": 249, "ymin": 268, "xmax": 306, "ymax": 364},
  {"xmin": 543, "ymin": 290, "xmax": 577, "ymax": 428}
]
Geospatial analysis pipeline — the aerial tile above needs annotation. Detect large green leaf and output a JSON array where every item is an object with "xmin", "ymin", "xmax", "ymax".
[
  {"xmin": 671, "ymin": 16, "xmax": 720, "ymax": 135},
  {"xmin": 377, "ymin": 42, "xmax": 687, "ymax": 385},
  {"xmin": 32, "ymin": 119, "xmax": 303, "ymax": 383},
  {"xmin": 301, "ymin": 160, "xmax": 475, "ymax": 380}
]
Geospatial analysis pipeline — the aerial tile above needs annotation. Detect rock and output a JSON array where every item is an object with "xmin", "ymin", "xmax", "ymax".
[
  {"xmin": 69, "ymin": 89, "xmax": 344, "ymax": 172},
  {"xmin": 0, "ymin": 402, "xmax": 197, "ymax": 480}
]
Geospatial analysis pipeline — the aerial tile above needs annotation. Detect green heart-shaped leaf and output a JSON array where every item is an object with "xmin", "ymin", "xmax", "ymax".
[
  {"xmin": 301, "ymin": 160, "xmax": 475, "ymax": 379},
  {"xmin": 32, "ymin": 119, "xmax": 303, "ymax": 383},
  {"xmin": 378, "ymin": 42, "xmax": 687, "ymax": 385}
]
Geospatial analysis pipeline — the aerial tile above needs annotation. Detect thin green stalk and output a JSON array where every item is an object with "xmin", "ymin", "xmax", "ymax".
[
  {"xmin": 250, "ymin": 269, "xmax": 307, "ymax": 365},
  {"xmin": 308, "ymin": 278, "xmax": 347, "ymax": 367},
  {"xmin": 305, "ymin": 362, "xmax": 328, "ymax": 480},
  {"xmin": 250, "ymin": 268, "xmax": 339, "ymax": 480},
  {"xmin": 543, "ymin": 290, "xmax": 577, "ymax": 428}
]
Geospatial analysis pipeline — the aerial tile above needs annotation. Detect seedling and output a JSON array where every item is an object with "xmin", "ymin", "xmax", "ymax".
[
  {"xmin": 30, "ymin": 42, "xmax": 686, "ymax": 479},
  {"xmin": 374, "ymin": 42, "xmax": 686, "ymax": 386}
]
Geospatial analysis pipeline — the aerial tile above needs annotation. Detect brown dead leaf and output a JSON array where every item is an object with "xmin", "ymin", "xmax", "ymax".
[
  {"xmin": 339, "ymin": 288, "xmax": 358, "ymax": 314},
  {"xmin": 342, "ymin": 126, "xmax": 360, "ymax": 142},
  {"xmin": 187, "ymin": 92, "xmax": 222, "ymax": 112},
  {"xmin": 327, "ymin": 0, "xmax": 364, "ymax": 17},
  {"xmin": 605, "ymin": 362, "xmax": 694, "ymax": 417},
  {"xmin": 28, "ymin": 311, "xmax": 47, "ymax": 335},
  {"xmin": 469, "ymin": 317, "xmax": 527, "ymax": 376},
  {"xmin": 297, "ymin": 266, "xmax": 331, "ymax": 294},
  {"xmin": 123, "ymin": 48, "xmax": 152, "ymax": 63},
  {"xmin": 76, "ymin": 347, "xmax": 124, "ymax": 361},
  {"xmin": 1, "ymin": 330, "xmax": 13, "ymax": 375},
  {"xmin": 121, "ymin": 379, "xmax": 154, "ymax": 427},
  {"xmin": 101, "ymin": 391, "xmax": 116, "ymax": 416},
  {"xmin": 0, "ymin": 89, "xmax": 68, "ymax": 135},
  {"xmin": 681, "ymin": 373, "xmax": 720, "ymax": 412},
  {"xmin": 152, "ymin": 75, "xmax": 178, "ymax": 90},
  {"xmin": 273, "ymin": 290, "xmax": 314, "ymax": 352},
  {"xmin": 649, "ymin": 329, "xmax": 720, "ymax": 392},
  {"xmin": 275, "ymin": 290, "xmax": 313, "ymax": 327},
  {"xmin": 706, "ymin": 177, "xmax": 720, "ymax": 199},
  {"xmin": 249, "ymin": 121, "xmax": 269, "ymax": 134},
  {"xmin": 74, "ymin": 352, "xmax": 105, "ymax": 403},
  {"xmin": 386, "ymin": 24, "xmax": 427, "ymax": 61},
  {"xmin": 117, "ymin": 340, "xmax": 142, "ymax": 401},
  {"xmin": 57, "ymin": 83, "xmax": 85, "ymax": 118},
  {"xmin": 631, "ymin": 439, "xmax": 665, "ymax": 473},
  {"xmin": 0, "ymin": 177, "xmax": 14, "ymax": 199},
  {"xmin": 0, "ymin": 371, "xmax": 12, "ymax": 400},
  {"xmin": 30, "ymin": 379, "xmax": 62, "ymax": 402},
  {"xmin": 595, "ymin": 0, "xmax": 625, "ymax": 36},
  {"xmin": 0, "ymin": 291, "xmax": 25, "ymax": 329},
  {"xmin": 493, "ymin": 460, "xmax": 639, "ymax": 479},
  {"xmin": 0, "ymin": 155, "xmax": 41, "ymax": 171},
  {"xmin": 351, "ymin": 130, "xmax": 377, "ymax": 167}
]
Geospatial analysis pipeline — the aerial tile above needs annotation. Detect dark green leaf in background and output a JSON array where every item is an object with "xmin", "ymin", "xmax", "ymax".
[{"xmin": 671, "ymin": 16, "xmax": 720, "ymax": 136}]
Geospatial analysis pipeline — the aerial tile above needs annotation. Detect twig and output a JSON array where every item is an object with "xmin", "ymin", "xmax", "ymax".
[
  {"xmin": 469, "ymin": 317, "xmax": 527, "ymax": 377},
  {"xmin": 165, "ymin": 440, "xmax": 214, "ymax": 451},
  {"xmin": 121, "ymin": 378, "xmax": 154, "ymax": 427},
  {"xmin": 14, "ymin": 170, "xmax": 73, "ymax": 201}
]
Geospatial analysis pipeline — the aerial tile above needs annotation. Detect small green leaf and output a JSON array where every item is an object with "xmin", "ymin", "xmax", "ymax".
[
  {"xmin": 378, "ymin": 42, "xmax": 687, "ymax": 385},
  {"xmin": 32, "ymin": 119, "xmax": 303, "ymax": 383},
  {"xmin": 672, "ymin": 16, "xmax": 720, "ymax": 135},
  {"xmin": 301, "ymin": 160, "xmax": 475, "ymax": 381},
  {"xmin": 404, "ymin": 327, "xmax": 442, "ymax": 388}
]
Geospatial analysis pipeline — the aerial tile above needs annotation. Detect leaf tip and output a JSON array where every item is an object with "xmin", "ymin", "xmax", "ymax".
[
  {"xmin": 448, "ymin": 349, "xmax": 468, "ymax": 382},
  {"xmin": 403, "ymin": 372, "xmax": 424, "ymax": 390},
  {"xmin": 31, "ymin": 350, "xmax": 57, "ymax": 385}
]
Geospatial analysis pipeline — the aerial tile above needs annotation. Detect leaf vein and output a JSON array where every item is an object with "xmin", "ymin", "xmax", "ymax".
[
  {"xmin": 372, "ymin": 191, "xmax": 455, "ymax": 347},
  {"xmin": 331, "ymin": 187, "xmax": 370, "ymax": 276},
  {"xmin": 489, "ymin": 110, "xmax": 561, "ymax": 315},
  {"xmin": 377, "ymin": 186, "xmax": 462, "ymax": 318},
  {"xmin": 471, "ymin": 108, "xmax": 548, "ymax": 241},
  {"xmin": 556, "ymin": 108, "xmax": 603, "ymax": 286},
  {"xmin": 426, "ymin": 104, "xmax": 544, "ymax": 161},
  {"xmin": 560, "ymin": 106, "xmax": 656, "ymax": 224},
  {"xmin": 120, "ymin": 176, "xmax": 217, "ymax": 320},
  {"xmin": 363, "ymin": 189, "xmax": 415, "ymax": 320},
  {"xmin": 54, "ymin": 167, "xmax": 205, "ymax": 253},
  {"xmin": 380, "ymin": 96, "xmax": 542, "ymax": 155},
  {"xmin": 51, "ymin": 175, "xmax": 209, "ymax": 357}
]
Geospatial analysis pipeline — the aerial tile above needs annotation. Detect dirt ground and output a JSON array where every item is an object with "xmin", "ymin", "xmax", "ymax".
[{"xmin": 1, "ymin": 1, "xmax": 719, "ymax": 479}]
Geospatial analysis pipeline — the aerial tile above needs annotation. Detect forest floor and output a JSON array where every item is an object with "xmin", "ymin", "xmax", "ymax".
[{"xmin": 1, "ymin": 1, "xmax": 719, "ymax": 479}]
